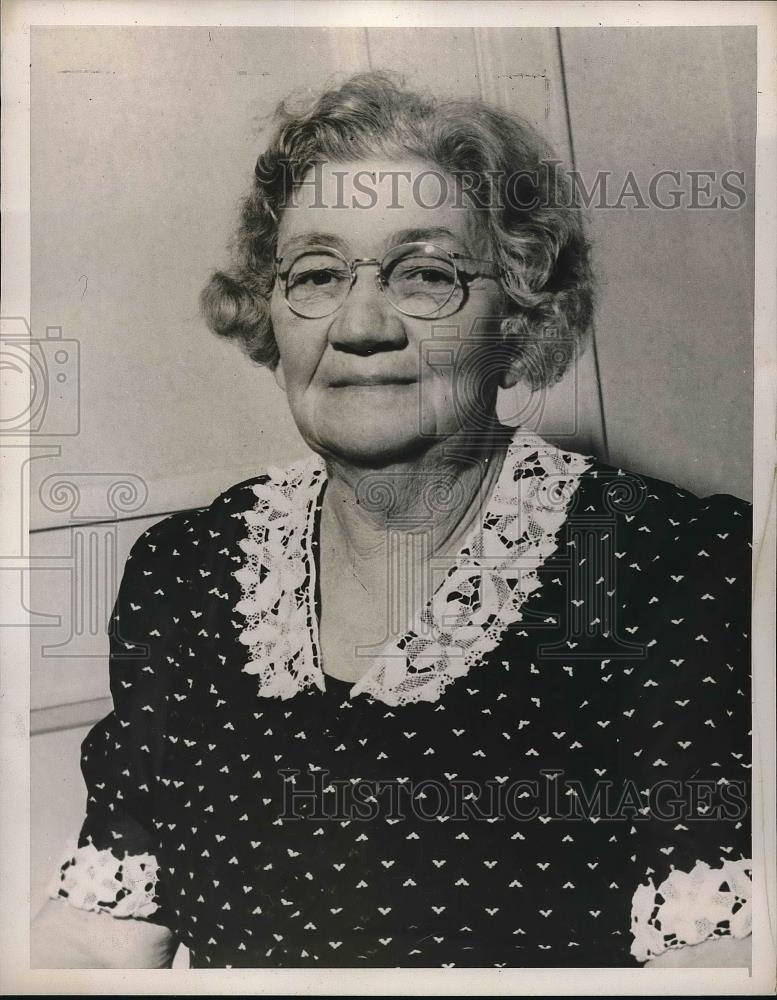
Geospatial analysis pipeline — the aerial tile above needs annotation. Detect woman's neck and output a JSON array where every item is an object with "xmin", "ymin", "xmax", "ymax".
[{"xmin": 320, "ymin": 424, "xmax": 512, "ymax": 566}]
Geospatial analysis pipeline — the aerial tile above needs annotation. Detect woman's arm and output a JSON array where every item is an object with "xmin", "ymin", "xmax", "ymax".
[
  {"xmin": 31, "ymin": 900, "xmax": 178, "ymax": 969},
  {"xmin": 644, "ymin": 934, "xmax": 751, "ymax": 969},
  {"xmin": 33, "ymin": 516, "xmax": 192, "ymax": 970}
]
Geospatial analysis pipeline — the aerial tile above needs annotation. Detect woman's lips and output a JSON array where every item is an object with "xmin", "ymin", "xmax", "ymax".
[{"xmin": 328, "ymin": 375, "xmax": 417, "ymax": 387}]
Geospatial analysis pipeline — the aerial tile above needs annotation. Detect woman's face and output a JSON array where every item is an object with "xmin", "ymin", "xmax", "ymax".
[{"xmin": 270, "ymin": 158, "xmax": 506, "ymax": 466}]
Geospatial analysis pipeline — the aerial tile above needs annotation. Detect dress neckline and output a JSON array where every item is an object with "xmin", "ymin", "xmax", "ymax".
[
  {"xmin": 321, "ymin": 672, "xmax": 358, "ymax": 689},
  {"xmin": 234, "ymin": 428, "xmax": 592, "ymax": 706}
]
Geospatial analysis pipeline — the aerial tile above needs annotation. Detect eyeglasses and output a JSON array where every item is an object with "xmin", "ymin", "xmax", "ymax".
[{"xmin": 274, "ymin": 242, "xmax": 500, "ymax": 320}]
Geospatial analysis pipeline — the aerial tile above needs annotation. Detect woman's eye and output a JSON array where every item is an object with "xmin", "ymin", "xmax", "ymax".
[
  {"xmin": 289, "ymin": 268, "xmax": 345, "ymax": 288},
  {"xmin": 398, "ymin": 266, "xmax": 455, "ymax": 286}
]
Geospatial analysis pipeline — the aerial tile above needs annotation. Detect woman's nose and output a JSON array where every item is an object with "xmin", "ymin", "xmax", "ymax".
[{"xmin": 327, "ymin": 270, "xmax": 408, "ymax": 355}]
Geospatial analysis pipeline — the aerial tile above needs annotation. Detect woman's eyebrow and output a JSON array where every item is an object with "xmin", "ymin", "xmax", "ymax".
[
  {"xmin": 278, "ymin": 233, "xmax": 348, "ymax": 256},
  {"xmin": 390, "ymin": 227, "xmax": 466, "ymax": 248},
  {"xmin": 278, "ymin": 228, "xmax": 474, "ymax": 258},
  {"xmin": 389, "ymin": 226, "xmax": 471, "ymax": 255}
]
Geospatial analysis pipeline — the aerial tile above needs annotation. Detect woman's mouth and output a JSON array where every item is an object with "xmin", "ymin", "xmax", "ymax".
[{"xmin": 328, "ymin": 374, "xmax": 417, "ymax": 388}]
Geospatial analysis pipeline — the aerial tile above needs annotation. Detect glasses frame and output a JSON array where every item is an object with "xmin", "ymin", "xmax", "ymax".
[{"xmin": 274, "ymin": 241, "xmax": 500, "ymax": 320}]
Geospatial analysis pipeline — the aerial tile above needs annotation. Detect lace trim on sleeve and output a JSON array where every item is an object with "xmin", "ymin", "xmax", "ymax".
[
  {"xmin": 630, "ymin": 858, "xmax": 752, "ymax": 962},
  {"xmin": 48, "ymin": 839, "xmax": 161, "ymax": 919}
]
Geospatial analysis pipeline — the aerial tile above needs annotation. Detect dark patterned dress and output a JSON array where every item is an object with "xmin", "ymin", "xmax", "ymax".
[{"xmin": 49, "ymin": 431, "xmax": 752, "ymax": 967}]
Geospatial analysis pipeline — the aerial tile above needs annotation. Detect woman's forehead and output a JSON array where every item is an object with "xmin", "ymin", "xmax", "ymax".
[{"xmin": 277, "ymin": 158, "xmax": 483, "ymax": 255}]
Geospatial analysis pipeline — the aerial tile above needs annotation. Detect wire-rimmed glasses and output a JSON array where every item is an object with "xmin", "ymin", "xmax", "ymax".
[{"xmin": 274, "ymin": 242, "xmax": 500, "ymax": 320}]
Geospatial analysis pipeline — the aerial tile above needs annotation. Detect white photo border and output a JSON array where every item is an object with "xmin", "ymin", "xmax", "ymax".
[{"xmin": 1, "ymin": 1, "xmax": 775, "ymax": 994}]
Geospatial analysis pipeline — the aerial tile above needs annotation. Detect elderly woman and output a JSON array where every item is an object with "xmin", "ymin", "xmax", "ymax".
[{"xmin": 33, "ymin": 72, "xmax": 751, "ymax": 969}]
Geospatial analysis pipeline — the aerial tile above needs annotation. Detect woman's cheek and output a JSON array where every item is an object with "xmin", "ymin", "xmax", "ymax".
[{"xmin": 272, "ymin": 320, "xmax": 321, "ymax": 394}]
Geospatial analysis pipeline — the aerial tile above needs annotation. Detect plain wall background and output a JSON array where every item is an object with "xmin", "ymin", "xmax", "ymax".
[
  {"xmin": 29, "ymin": 26, "xmax": 755, "ymax": 918},
  {"xmin": 562, "ymin": 27, "xmax": 755, "ymax": 500}
]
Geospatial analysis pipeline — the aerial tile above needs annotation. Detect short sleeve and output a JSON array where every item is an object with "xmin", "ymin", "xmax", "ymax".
[
  {"xmin": 48, "ymin": 515, "xmax": 189, "ymax": 927},
  {"xmin": 624, "ymin": 493, "xmax": 752, "ymax": 962}
]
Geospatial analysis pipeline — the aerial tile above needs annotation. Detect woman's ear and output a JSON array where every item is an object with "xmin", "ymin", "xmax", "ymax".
[
  {"xmin": 496, "ymin": 317, "xmax": 529, "ymax": 389},
  {"xmin": 498, "ymin": 360, "xmax": 523, "ymax": 390},
  {"xmin": 272, "ymin": 361, "xmax": 287, "ymax": 392}
]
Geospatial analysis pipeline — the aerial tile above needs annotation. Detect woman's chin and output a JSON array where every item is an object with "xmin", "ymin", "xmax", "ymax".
[{"xmin": 308, "ymin": 420, "xmax": 430, "ymax": 468}]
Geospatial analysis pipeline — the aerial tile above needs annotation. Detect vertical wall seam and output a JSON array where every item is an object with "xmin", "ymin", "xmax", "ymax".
[
  {"xmin": 364, "ymin": 27, "xmax": 373, "ymax": 70},
  {"xmin": 472, "ymin": 28, "xmax": 487, "ymax": 102},
  {"xmin": 556, "ymin": 27, "xmax": 611, "ymax": 463}
]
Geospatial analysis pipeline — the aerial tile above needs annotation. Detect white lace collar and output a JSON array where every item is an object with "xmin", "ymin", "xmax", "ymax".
[{"xmin": 234, "ymin": 430, "xmax": 591, "ymax": 706}]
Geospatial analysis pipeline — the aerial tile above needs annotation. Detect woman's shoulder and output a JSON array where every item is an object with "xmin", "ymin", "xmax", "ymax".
[
  {"xmin": 542, "ymin": 447, "xmax": 753, "ymax": 675},
  {"xmin": 122, "ymin": 486, "xmax": 255, "ymax": 572},
  {"xmin": 135, "ymin": 456, "xmax": 317, "ymax": 550},
  {"xmin": 120, "ymin": 455, "xmax": 322, "ymax": 600},
  {"xmin": 558, "ymin": 450, "xmax": 752, "ymax": 702},
  {"xmin": 571, "ymin": 451, "xmax": 752, "ymax": 549},
  {"xmin": 508, "ymin": 432, "xmax": 750, "ymax": 529},
  {"xmin": 577, "ymin": 451, "xmax": 750, "ymax": 510}
]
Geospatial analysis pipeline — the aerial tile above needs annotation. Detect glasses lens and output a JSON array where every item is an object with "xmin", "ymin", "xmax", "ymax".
[
  {"xmin": 382, "ymin": 244, "xmax": 460, "ymax": 317},
  {"xmin": 283, "ymin": 250, "xmax": 351, "ymax": 318}
]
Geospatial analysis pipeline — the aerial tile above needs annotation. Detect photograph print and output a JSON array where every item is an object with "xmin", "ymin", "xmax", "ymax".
[{"xmin": 23, "ymin": 22, "xmax": 757, "ymax": 972}]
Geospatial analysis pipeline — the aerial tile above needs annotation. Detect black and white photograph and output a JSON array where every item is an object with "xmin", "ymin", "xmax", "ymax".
[{"xmin": 1, "ymin": 0, "xmax": 775, "ymax": 991}]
